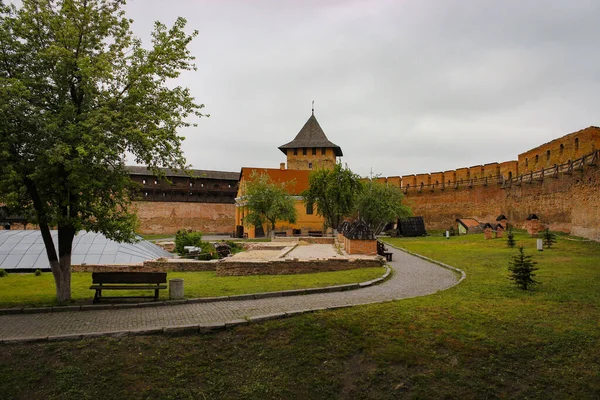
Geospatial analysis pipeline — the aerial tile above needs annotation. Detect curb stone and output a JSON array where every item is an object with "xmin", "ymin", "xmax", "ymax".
[
  {"xmin": 384, "ymin": 243, "xmax": 466, "ymax": 284},
  {"xmin": 0, "ymin": 265, "xmax": 392, "ymax": 316}
]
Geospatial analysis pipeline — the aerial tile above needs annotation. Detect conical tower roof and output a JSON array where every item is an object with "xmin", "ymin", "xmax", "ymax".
[{"xmin": 278, "ymin": 113, "xmax": 343, "ymax": 156}]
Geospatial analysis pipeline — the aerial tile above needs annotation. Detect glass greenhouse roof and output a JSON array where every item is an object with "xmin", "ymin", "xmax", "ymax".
[{"xmin": 0, "ymin": 230, "xmax": 172, "ymax": 270}]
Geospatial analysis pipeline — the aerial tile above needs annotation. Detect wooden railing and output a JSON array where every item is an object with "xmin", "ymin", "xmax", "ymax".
[{"xmin": 402, "ymin": 150, "xmax": 599, "ymax": 194}]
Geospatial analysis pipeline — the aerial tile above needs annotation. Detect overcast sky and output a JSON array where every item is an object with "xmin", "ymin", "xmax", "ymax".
[{"xmin": 124, "ymin": 0, "xmax": 600, "ymax": 177}]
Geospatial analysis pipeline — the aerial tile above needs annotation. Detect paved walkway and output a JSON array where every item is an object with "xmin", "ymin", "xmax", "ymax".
[{"xmin": 0, "ymin": 247, "xmax": 460, "ymax": 342}]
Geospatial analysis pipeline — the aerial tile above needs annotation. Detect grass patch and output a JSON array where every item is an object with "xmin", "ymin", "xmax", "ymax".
[
  {"xmin": 0, "ymin": 267, "xmax": 385, "ymax": 308},
  {"xmin": 1, "ymin": 232, "xmax": 599, "ymax": 399},
  {"xmin": 137, "ymin": 233, "xmax": 175, "ymax": 241}
]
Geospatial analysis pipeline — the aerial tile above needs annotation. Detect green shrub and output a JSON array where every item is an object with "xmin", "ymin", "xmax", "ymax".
[
  {"xmin": 174, "ymin": 229, "xmax": 204, "ymax": 255},
  {"xmin": 34, "ymin": 269, "xmax": 42, "ymax": 276},
  {"xmin": 225, "ymin": 240, "xmax": 244, "ymax": 254},
  {"xmin": 0, "ymin": 269, "xmax": 7, "ymax": 278}
]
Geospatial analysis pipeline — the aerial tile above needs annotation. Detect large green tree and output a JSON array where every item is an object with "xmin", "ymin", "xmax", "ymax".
[
  {"xmin": 242, "ymin": 172, "xmax": 297, "ymax": 235},
  {"xmin": 0, "ymin": 0, "xmax": 205, "ymax": 302},
  {"xmin": 356, "ymin": 179, "xmax": 411, "ymax": 234},
  {"xmin": 302, "ymin": 163, "xmax": 362, "ymax": 231}
]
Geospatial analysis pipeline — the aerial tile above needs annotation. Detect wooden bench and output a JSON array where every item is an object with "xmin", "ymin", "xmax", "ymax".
[
  {"xmin": 377, "ymin": 241, "xmax": 393, "ymax": 262},
  {"xmin": 308, "ymin": 230, "xmax": 323, "ymax": 237},
  {"xmin": 90, "ymin": 272, "xmax": 167, "ymax": 303},
  {"xmin": 273, "ymin": 231, "xmax": 287, "ymax": 237}
]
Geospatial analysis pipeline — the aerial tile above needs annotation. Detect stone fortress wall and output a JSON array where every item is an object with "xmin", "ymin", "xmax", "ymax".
[
  {"xmin": 380, "ymin": 126, "xmax": 600, "ymax": 240},
  {"xmin": 133, "ymin": 201, "xmax": 235, "ymax": 235}
]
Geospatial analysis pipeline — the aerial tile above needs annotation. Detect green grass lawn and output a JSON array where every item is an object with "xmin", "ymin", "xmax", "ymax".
[
  {"xmin": 1, "ymin": 232, "xmax": 599, "ymax": 399},
  {"xmin": 0, "ymin": 267, "xmax": 386, "ymax": 308},
  {"xmin": 138, "ymin": 233, "xmax": 176, "ymax": 241}
]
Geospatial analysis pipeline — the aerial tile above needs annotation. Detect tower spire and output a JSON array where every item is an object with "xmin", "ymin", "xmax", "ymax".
[{"xmin": 311, "ymin": 100, "xmax": 314, "ymax": 116}]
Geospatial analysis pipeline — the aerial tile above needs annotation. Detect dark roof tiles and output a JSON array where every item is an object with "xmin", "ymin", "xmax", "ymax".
[
  {"xmin": 126, "ymin": 166, "xmax": 239, "ymax": 181},
  {"xmin": 278, "ymin": 114, "xmax": 343, "ymax": 156}
]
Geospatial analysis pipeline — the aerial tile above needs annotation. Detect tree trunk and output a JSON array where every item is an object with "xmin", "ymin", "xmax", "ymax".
[
  {"xmin": 51, "ymin": 255, "xmax": 72, "ymax": 303},
  {"xmin": 54, "ymin": 225, "xmax": 76, "ymax": 303},
  {"xmin": 24, "ymin": 178, "xmax": 75, "ymax": 303}
]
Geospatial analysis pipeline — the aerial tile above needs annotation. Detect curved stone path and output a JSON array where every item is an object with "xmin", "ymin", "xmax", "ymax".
[{"xmin": 0, "ymin": 247, "xmax": 460, "ymax": 343}]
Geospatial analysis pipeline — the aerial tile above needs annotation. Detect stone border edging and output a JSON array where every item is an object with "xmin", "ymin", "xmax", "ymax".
[
  {"xmin": 384, "ymin": 242, "xmax": 466, "ymax": 284},
  {"xmin": 0, "ymin": 302, "xmax": 362, "ymax": 345},
  {"xmin": 0, "ymin": 266, "xmax": 391, "ymax": 317}
]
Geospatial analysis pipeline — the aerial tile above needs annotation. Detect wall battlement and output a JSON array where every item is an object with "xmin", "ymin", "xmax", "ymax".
[
  {"xmin": 382, "ymin": 126, "xmax": 600, "ymax": 241},
  {"xmin": 380, "ymin": 126, "xmax": 600, "ymax": 194},
  {"xmin": 393, "ymin": 149, "xmax": 598, "ymax": 195}
]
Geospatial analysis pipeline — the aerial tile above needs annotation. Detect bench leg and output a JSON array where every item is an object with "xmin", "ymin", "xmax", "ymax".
[
  {"xmin": 93, "ymin": 289, "xmax": 102, "ymax": 303},
  {"xmin": 154, "ymin": 288, "xmax": 159, "ymax": 301}
]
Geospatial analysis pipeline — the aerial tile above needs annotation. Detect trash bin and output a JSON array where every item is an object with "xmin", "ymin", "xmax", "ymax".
[{"xmin": 169, "ymin": 278, "xmax": 184, "ymax": 300}]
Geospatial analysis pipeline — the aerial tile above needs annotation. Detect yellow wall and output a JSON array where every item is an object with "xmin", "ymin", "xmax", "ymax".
[
  {"xmin": 234, "ymin": 169, "xmax": 326, "ymax": 238},
  {"xmin": 286, "ymin": 147, "xmax": 336, "ymax": 170},
  {"xmin": 235, "ymin": 200, "xmax": 325, "ymax": 238}
]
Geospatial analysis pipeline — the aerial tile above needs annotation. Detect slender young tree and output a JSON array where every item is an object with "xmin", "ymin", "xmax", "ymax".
[
  {"xmin": 506, "ymin": 226, "xmax": 516, "ymax": 248},
  {"xmin": 508, "ymin": 246, "xmax": 539, "ymax": 290},
  {"xmin": 302, "ymin": 163, "xmax": 362, "ymax": 231},
  {"xmin": 541, "ymin": 228, "xmax": 557, "ymax": 249},
  {"xmin": 355, "ymin": 179, "xmax": 411, "ymax": 235},
  {"xmin": 242, "ymin": 172, "xmax": 297, "ymax": 235},
  {"xmin": 0, "ymin": 0, "xmax": 206, "ymax": 302}
]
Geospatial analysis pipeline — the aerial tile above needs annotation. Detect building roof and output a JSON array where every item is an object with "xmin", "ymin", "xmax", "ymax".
[
  {"xmin": 278, "ymin": 114, "xmax": 343, "ymax": 156},
  {"xmin": 239, "ymin": 167, "xmax": 311, "ymax": 195},
  {"xmin": 456, "ymin": 218, "xmax": 481, "ymax": 228},
  {"xmin": 126, "ymin": 166, "xmax": 239, "ymax": 181},
  {"xmin": 0, "ymin": 230, "xmax": 172, "ymax": 270}
]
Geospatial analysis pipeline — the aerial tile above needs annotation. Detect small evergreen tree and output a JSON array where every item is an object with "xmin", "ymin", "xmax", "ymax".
[
  {"xmin": 542, "ymin": 228, "xmax": 557, "ymax": 249},
  {"xmin": 506, "ymin": 227, "xmax": 516, "ymax": 248},
  {"xmin": 508, "ymin": 246, "xmax": 539, "ymax": 290}
]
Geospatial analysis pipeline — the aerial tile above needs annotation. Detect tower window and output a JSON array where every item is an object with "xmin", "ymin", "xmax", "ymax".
[
  {"xmin": 321, "ymin": 148, "xmax": 326, "ymax": 155},
  {"xmin": 560, "ymin": 144, "xmax": 564, "ymax": 154},
  {"xmin": 535, "ymin": 155, "xmax": 539, "ymax": 163},
  {"xmin": 308, "ymin": 162, "xmax": 313, "ymax": 169},
  {"xmin": 312, "ymin": 147, "xmax": 316, "ymax": 155},
  {"xmin": 293, "ymin": 148, "xmax": 297, "ymax": 156},
  {"xmin": 303, "ymin": 148, "xmax": 307, "ymax": 155},
  {"xmin": 575, "ymin": 137, "xmax": 579, "ymax": 150},
  {"xmin": 546, "ymin": 150, "xmax": 550, "ymax": 160}
]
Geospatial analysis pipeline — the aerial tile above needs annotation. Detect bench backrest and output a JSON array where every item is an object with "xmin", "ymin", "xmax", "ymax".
[{"xmin": 92, "ymin": 272, "xmax": 167, "ymax": 284}]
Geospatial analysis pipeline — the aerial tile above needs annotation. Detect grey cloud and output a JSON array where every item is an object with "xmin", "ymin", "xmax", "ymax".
[{"xmin": 123, "ymin": 0, "xmax": 600, "ymax": 177}]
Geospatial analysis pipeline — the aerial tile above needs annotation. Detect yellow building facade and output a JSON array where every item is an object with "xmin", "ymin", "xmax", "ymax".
[{"xmin": 235, "ymin": 112, "xmax": 343, "ymax": 238}]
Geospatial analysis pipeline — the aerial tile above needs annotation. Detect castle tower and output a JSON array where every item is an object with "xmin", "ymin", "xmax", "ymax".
[{"xmin": 278, "ymin": 112, "xmax": 343, "ymax": 170}]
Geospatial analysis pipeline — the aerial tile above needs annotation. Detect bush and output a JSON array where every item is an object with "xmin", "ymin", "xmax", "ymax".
[
  {"xmin": 225, "ymin": 240, "xmax": 244, "ymax": 254},
  {"xmin": 174, "ymin": 229, "xmax": 204, "ymax": 255},
  {"xmin": 34, "ymin": 269, "xmax": 42, "ymax": 276},
  {"xmin": 0, "ymin": 269, "xmax": 7, "ymax": 278}
]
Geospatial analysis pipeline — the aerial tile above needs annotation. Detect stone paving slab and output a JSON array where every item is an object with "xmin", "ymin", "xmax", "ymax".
[{"xmin": 0, "ymin": 247, "xmax": 461, "ymax": 342}]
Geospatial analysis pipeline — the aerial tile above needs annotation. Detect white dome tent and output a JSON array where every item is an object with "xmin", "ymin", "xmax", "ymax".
[{"xmin": 0, "ymin": 230, "xmax": 172, "ymax": 271}]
